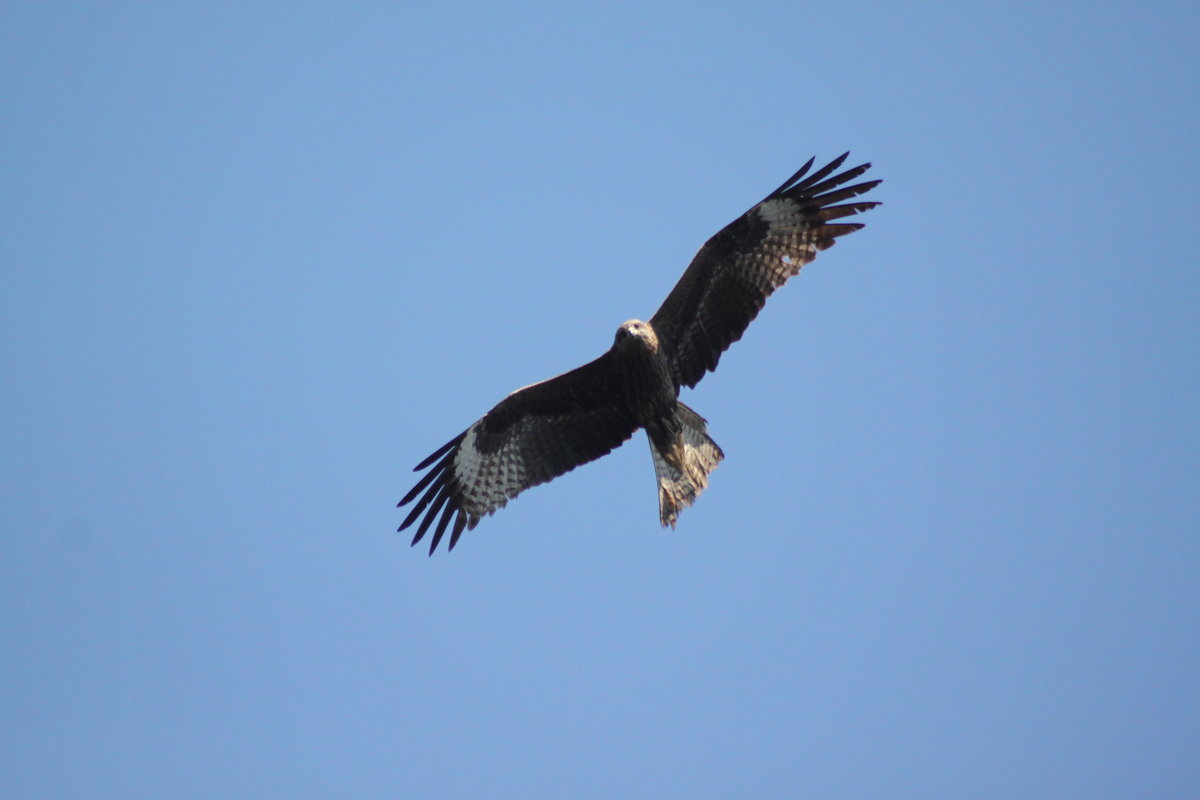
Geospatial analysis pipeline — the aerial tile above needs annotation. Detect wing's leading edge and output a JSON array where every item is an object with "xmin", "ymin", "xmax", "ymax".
[{"xmin": 650, "ymin": 154, "xmax": 881, "ymax": 389}]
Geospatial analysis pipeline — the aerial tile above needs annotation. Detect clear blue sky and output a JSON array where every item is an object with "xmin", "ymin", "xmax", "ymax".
[{"xmin": 3, "ymin": 3, "xmax": 1198, "ymax": 798}]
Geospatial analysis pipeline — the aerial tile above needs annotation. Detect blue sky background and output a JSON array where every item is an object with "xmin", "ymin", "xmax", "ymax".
[{"xmin": 3, "ymin": 3, "xmax": 1198, "ymax": 798}]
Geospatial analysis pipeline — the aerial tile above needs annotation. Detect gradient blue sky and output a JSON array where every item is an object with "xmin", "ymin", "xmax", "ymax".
[{"xmin": 3, "ymin": 3, "xmax": 1198, "ymax": 798}]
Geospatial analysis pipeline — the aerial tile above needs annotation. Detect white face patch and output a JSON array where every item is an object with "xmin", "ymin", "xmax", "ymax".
[{"xmin": 618, "ymin": 319, "xmax": 659, "ymax": 351}]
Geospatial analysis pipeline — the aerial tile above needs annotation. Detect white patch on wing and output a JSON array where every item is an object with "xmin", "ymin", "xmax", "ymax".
[
  {"xmin": 755, "ymin": 197, "xmax": 799, "ymax": 227},
  {"xmin": 453, "ymin": 426, "xmax": 485, "ymax": 498},
  {"xmin": 453, "ymin": 423, "xmax": 515, "ymax": 519},
  {"xmin": 755, "ymin": 197, "xmax": 818, "ymax": 278}
]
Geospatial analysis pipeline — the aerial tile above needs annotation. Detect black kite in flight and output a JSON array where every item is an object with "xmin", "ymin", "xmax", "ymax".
[{"xmin": 399, "ymin": 153, "xmax": 880, "ymax": 553}]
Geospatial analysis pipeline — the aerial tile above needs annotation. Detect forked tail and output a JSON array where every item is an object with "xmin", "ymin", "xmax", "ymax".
[{"xmin": 649, "ymin": 402, "xmax": 724, "ymax": 528}]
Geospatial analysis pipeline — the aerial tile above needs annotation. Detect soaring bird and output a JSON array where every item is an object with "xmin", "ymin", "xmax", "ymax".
[{"xmin": 399, "ymin": 153, "xmax": 880, "ymax": 553}]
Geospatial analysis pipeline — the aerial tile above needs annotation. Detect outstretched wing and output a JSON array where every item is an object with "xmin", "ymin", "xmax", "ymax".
[
  {"xmin": 650, "ymin": 153, "xmax": 881, "ymax": 389},
  {"xmin": 398, "ymin": 351, "xmax": 640, "ymax": 554}
]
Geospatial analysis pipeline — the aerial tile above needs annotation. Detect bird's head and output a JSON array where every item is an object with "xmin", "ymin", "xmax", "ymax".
[{"xmin": 613, "ymin": 319, "xmax": 659, "ymax": 353}]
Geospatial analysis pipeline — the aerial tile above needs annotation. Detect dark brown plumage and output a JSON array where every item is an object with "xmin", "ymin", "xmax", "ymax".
[{"xmin": 399, "ymin": 153, "xmax": 880, "ymax": 553}]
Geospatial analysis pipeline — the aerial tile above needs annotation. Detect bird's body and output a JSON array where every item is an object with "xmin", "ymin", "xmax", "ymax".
[
  {"xmin": 399, "ymin": 153, "xmax": 880, "ymax": 552},
  {"xmin": 609, "ymin": 319, "xmax": 723, "ymax": 528}
]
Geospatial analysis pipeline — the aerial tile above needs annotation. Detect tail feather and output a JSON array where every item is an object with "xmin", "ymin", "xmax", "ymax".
[{"xmin": 649, "ymin": 402, "xmax": 724, "ymax": 527}]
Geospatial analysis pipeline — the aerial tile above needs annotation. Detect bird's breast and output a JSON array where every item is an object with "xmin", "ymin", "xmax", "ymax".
[{"xmin": 613, "ymin": 346, "xmax": 677, "ymax": 428}]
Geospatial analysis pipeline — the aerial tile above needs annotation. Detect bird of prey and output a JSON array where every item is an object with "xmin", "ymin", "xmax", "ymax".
[{"xmin": 399, "ymin": 153, "xmax": 880, "ymax": 553}]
